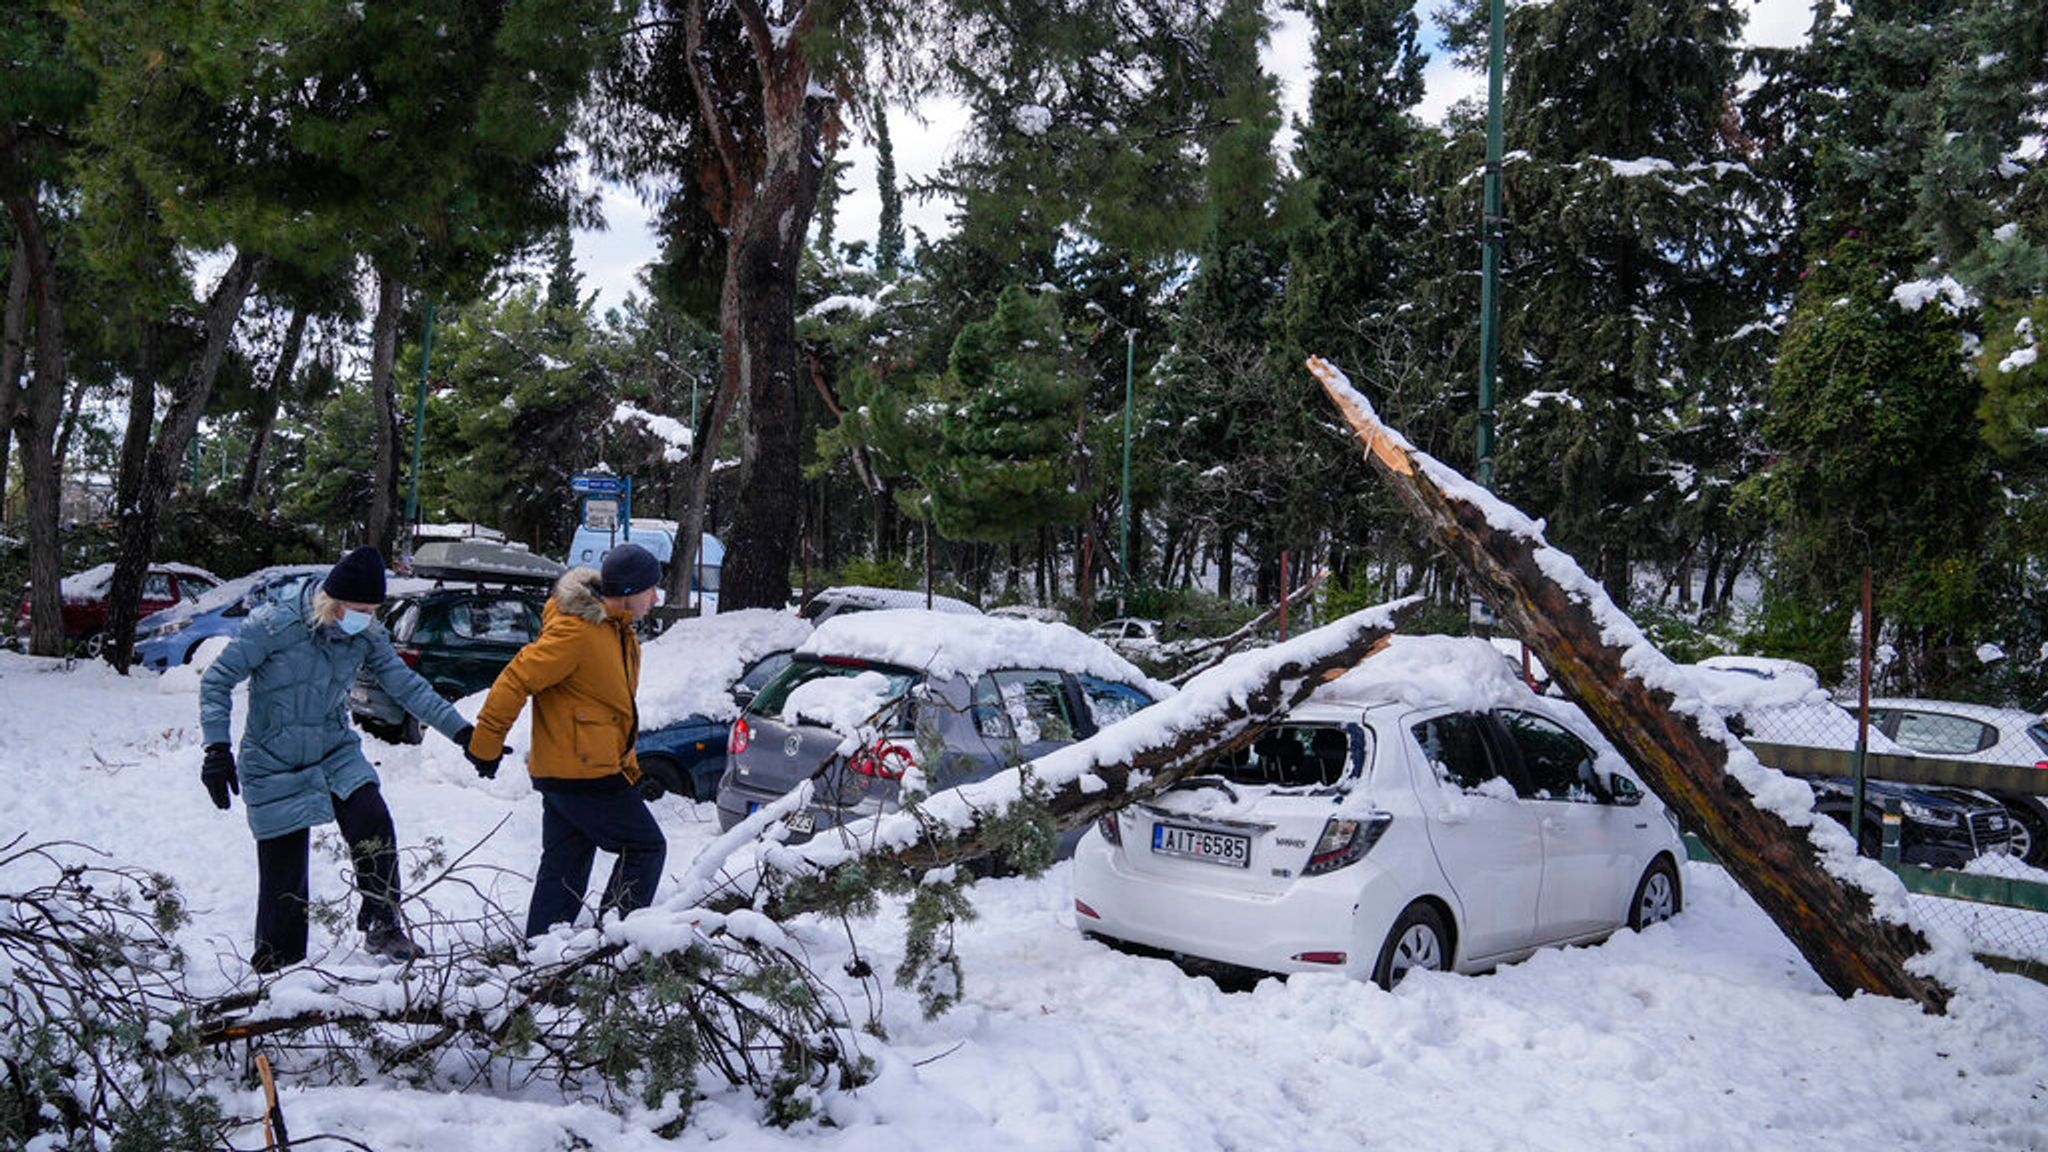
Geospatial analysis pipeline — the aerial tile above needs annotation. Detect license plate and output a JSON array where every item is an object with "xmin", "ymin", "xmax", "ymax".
[{"xmin": 1152, "ymin": 823, "xmax": 1250, "ymax": 868}]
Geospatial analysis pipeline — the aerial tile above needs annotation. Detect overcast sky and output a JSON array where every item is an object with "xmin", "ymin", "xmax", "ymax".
[{"xmin": 570, "ymin": 0, "xmax": 1817, "ymax": 311}]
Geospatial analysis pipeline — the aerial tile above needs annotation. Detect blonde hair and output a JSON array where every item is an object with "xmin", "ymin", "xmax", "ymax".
[{"xmin": 308, "ymin": 590, "xmax": 344, "ymax": 627}]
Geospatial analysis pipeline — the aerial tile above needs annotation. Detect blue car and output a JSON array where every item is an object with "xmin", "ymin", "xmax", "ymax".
[
  {"xmin": 133, "ymin": 564, "xmax": 329, "ymax": 671},
  {"xmin": 635, "ymin": 648, "xmax": 796, "ymax": 802}
]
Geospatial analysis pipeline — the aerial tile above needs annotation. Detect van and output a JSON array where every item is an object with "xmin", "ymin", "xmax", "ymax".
[{"xmin": 565, "ymin": 520, "xmax": 723, "ymax": 611}]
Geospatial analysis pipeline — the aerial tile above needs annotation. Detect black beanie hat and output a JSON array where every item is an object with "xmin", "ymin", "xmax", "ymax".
[
  {"xmin": 600, "ymin": 542, "xmax": 662, "ymax": 597},
  {"xmin": 323, "ymin": 546, "xmax": 387, "ymax": 603}
]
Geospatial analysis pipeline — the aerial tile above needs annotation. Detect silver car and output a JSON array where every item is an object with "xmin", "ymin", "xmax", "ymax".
[{"xmin": 715, "ymin": 610, "xmax": 1166, "ymax": 851}]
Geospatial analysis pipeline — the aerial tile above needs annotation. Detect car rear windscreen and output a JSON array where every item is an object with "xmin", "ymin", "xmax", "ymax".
[
  {"xmin": 747, "ymin": 658, "xmax": 917, "ymax": 718},
  {"xmin": 1203, "ymin": 724, "xmax": 1365, "ymax": 789}
]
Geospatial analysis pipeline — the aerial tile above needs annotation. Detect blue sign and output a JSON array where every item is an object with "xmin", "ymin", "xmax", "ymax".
[{"xmin": 570, "ymin": 472, "xmax": 624, "ymax": 496}]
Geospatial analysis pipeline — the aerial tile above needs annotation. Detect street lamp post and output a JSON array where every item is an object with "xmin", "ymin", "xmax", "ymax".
[
  {"xmin": 1119, "ymin": 328, "xmax": 1134, "ymax": 617},
  {"xmin": 1477, "ymin": 0, "xmax": 1505, "ymax": 490}
]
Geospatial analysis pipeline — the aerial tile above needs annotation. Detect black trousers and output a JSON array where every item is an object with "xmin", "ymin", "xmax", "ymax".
[
  {"xmin": 252, "ymin": 784, "xmax": 401, "ymax": 973},
  {"xmin": 526, "ymin": 788, "xmax": 667, "ymax": 939}
]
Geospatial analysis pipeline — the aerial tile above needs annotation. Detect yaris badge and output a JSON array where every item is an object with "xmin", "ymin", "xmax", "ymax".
[{"xmin": 784, "ymin": 733, "xmax": 802, "ymax": 758}]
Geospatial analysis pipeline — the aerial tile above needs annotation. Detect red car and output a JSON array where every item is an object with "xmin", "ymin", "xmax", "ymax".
[{"xmin": 13, "ymin": 562, "xmax": 220, "ymax": 657}]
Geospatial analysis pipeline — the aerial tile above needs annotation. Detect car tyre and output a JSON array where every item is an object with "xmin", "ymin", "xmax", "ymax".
[
  {"xmin": 1628, "ymin": 856, "xmax": 1682, "ymax": 930},
  {"xmin": 637, "ymin": 753, "xmax": 683, "ymax": 802},
  {"xmin": 1371, "ymin": 902, "xmax": 1450, "ymax": 991},
  {"xmin": 1991, "ymin": 793, "xmax": 2047, "ymax": 868}
]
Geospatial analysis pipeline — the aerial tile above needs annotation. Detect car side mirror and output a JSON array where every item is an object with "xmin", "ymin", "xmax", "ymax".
[
  {"xmin": 1606, "ymin": 774, "xmax": 1644, "ymax": 806},
  {"xmin": 731, "ymin": 685, "xmax": 757, "ymax": 708}
]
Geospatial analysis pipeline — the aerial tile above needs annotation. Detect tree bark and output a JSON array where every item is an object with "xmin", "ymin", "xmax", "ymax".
[
  {"xmin": 1308, "ymin": 357, "xmax": 1953, "ymax": 1013},
  {"xmin": 103, "ymin": 251, "xmax": 265, "ymax": 671},
  {"xmin": 239, "ymin": 306, "xmax": 306, "ymax": 505},
  {"xmin": 0, "ymin": 234, "xmax": 27, "ymax": 514},
  {"xmin": 673, "ymin": 0, "xmax": 832, "ymax": 612},
  {"xmin": 366, "ymin": 270, "xmax": 402, "ymax": 554},
  {"xmin": 4, "ymin": 193, "xmax": 68, "ymax": 656},
  {"xmin": 50, "ymin": 374, "xmax": 89, "ymax": 487}
]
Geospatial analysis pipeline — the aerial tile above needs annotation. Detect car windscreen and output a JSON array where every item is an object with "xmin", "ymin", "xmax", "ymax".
[
  {"xmin": 1075, "ymin": 674, "xmax": 1154, "ymax": 729},
  {"xmin": 1201, "ymin": 724, "xmax": 1366, "ymax": 789},
  {"xmin": 747, "ymin": 658, "xmax": 917, "ymax": 720}
]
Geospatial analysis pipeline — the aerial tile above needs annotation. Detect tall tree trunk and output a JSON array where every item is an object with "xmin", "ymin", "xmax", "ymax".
[
  {"xmin": 50, "ymin": 375, "xmax": 89, "ymax": 485},
  {"xmin": 1310, "ymin": 357, "xmax": 1954, "ymax": 1013},
  {"xmin": 240, "ymin": 306, "xmax": 306, "ymax": 505},
  {"xmin": 1215, "ymin": 526, "xmax": 1232, "ymax": 600},
  {"xmin": 0, "ymin": 235, "xmax": 27, "ymax": 514},
  {"xmin": 4, "ymin": 194, "xmax": 68, "ymax": 656},
  {"xmin": 674, "ymin": 0, "xmax": 831, "ymax": 612},
  {"xmin": 367, "ymin": 271, "xmax": 402, "ymax": 554},
  {"xmin": 104, "ymin": 251, "xmax": 265, "ymax": 671}
]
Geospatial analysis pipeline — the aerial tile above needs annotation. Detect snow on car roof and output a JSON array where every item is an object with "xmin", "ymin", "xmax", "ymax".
[
  {"xmin": 638, "ymin": 609, "xmax": 816, "ymax": 728},
  {"xmin": 1314, "ymin": 634, "xmax": 1542, "ymax": 714},
  {"xmin": 1864, "ymin": 696, "xmax": 2045, "ymax": 726},
  {"xmin": 58, "ymin": 561, "xmax": 220, "ymax": 603},
  {"xmin": 797, "ymin": 608, "xmax": 1173, "ymax": 695},
  {"xmin": 809, "ymin": 585, "xmax": 981, "ymax": 615},
  {"xmin": 138, "ymin": 564, "xmax": 328, "ymax": 630}
]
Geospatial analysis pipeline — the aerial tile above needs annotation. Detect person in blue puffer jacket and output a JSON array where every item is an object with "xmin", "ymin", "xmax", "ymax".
[{"xmin": 199, "ymin": 547, "xmax": 474, "ymax": 972}]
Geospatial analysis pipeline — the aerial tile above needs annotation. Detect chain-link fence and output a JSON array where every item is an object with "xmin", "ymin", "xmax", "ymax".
[{"xmin": 1681, "ymin": 657, "xmax": 2048, "ymax": 977}]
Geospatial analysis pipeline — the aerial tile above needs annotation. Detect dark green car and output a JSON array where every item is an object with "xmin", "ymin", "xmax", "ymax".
[{"xmin": 349, "ymin": 585, "xmax": 548, "ymax": 744}]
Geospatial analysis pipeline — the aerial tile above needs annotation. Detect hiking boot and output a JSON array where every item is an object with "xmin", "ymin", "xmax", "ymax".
[{"xmin": 363, "ymin": 921, "xmax": 425, "ymax": 964}]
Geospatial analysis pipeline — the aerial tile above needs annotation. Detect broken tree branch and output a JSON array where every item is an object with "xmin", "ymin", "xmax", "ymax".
[
  {"xmin": 1307, "ymin": 355, "xmax": 1953, "ymax": 1013},
  {"xmin": 1166, "ymin": 566, "xmax": 1332, "ymax": 686},
  {"xmin": 742, "ymin": 597, "xmax": 1420, "ymax": 907}
]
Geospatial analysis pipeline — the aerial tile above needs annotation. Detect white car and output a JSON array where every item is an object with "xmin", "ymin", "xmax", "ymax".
[
  {"xmin": 1072, "ymin": 636, "xmax": 1685, "ymax": 989},
  {"xmin": 1863, "ymin": 698, "xmax": 2048, "ymax": 865}
]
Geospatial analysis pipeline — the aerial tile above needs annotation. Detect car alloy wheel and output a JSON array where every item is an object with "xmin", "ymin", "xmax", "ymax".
[
  {"xmin": 1372, "ymin": 903, "xmax": 1449, "ymax": 990},
  {"xmin": 1629, "ymin": 858, "xmax": 1682, "ymax": 930}
]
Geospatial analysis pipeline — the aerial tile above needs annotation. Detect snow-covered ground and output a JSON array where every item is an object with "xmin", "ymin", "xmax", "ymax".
[{"xmin": 3, "ymin": 649, "xmax": 2046, "ymax": 1150}]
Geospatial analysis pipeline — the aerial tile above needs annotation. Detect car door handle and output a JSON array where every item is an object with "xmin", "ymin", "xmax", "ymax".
[
  {"xmin": 1542, "ymin": 817, "xmax": 1565, "ymax": 834},
  {"xmin": 1436, "ymin": 809, "xmax": 1468, "ymax": 826}
]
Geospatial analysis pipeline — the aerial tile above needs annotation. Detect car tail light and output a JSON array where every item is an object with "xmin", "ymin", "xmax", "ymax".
[
  {"xmin": 1302, "ymin": 813, "xmax": 1393, "ymax": 876},
  {"xmin": 1096, "ymin": 813, "xmax": 1122, "ymax": 846},
  {"xmin": 730, "ymin": 717, "xmax": 752, "ymax": 754},
  {"xmin": 2036, "ymin": 760, "xmax": 2048, "ymax": 771},
  {"xmin": 850, "ymin": 741, "xmax": 914, "ymax": 779},
  {"xmin": 1074, "ymin": 899, "xmax": 1102, "ymax": 920},
  {"xmin": 396, "ymin": 645, "xmax": 421, "ymax": 669},
  {"xmin": 1291, "ymin": 951, "xmax": 1347, "ymax": 965}
]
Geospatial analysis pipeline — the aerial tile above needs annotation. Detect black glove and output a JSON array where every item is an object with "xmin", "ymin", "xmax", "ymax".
[
  {"xmin": 459, "ymin": 726, "xmax": 506, "ymax": 780},
  {"xmin": 201, "ymin": 743, "xmax": 239, "ymax": 811}
]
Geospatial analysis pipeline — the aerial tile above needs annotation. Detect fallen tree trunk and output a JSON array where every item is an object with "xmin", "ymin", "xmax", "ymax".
[{"xmin": 1306, "ymin": 356, "xmax": 1954, "ymax": 1013}]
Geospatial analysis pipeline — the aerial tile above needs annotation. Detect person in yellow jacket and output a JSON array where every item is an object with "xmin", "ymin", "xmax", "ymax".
[{"xmin": 466, "ymin": 544, "xmax": 667, "ymax": 938}]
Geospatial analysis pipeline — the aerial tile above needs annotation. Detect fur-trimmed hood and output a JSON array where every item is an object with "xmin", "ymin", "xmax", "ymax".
[{"xmin": 552, "ymin": 567, "xmax": 608, "ymax": 623}]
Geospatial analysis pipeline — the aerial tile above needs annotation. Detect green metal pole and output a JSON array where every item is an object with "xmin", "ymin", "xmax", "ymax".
[
  {"xmin": 1477, "ymin": 0, "xmax": 1505, "ymax": 490},
  {"xmin": 1120, "ymin": 329, "xmax": 1134, "ymax": 592},
  {"xmin": 405, "ymin": 301, "xmax": 436, "ymax": 527}
]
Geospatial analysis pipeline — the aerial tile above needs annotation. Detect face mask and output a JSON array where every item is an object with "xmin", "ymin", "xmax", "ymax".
[{"xmin": 339, "ymin": 609, "xmax": 373, "ymax": 636}]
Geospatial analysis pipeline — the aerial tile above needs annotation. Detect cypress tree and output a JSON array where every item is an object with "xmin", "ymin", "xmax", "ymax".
[{"xmin": 874, "ymin": 103, "xmax": 905, "ymax": 278}]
